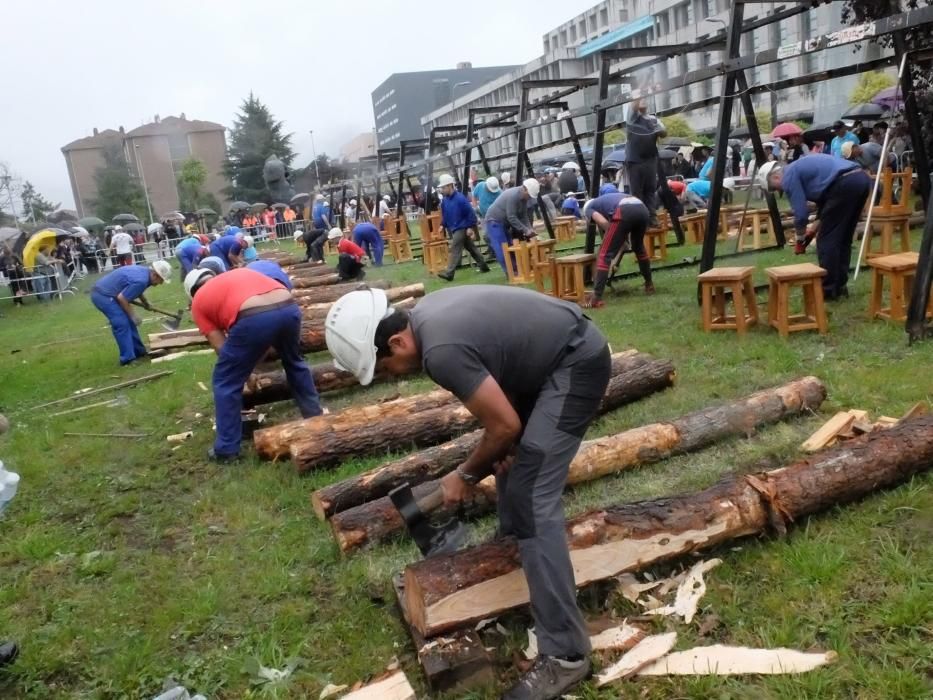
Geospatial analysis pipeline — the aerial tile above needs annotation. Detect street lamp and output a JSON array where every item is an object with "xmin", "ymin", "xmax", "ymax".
[
  {"xmin": 309, "ymin": 130, "xmax": 321, "ymax": 184},
  {"xmin": 452, "ymin": 81, "xmax": 471, "ymax": 105},
  {"xmin": 133, "ymin": 143, "xmax": 155, "ymax": 225}
]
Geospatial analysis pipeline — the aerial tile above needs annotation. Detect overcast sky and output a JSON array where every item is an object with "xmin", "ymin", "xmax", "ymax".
[{"xmin": 1, "ymin": 0, "xmax": 598, "ymax": 209}]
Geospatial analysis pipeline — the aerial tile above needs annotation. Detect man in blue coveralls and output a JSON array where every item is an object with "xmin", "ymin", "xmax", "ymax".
[
  {"xmin": 247, "ymin": 259, "xmax": 293, "ymax": 289},
  {"xmin": 759, "ymin": 154, "xmax": 871, "ymax": 299},
  {"xmin": 437, "ymin": 173, "xmax": 490, "ymax": 281},
  {"xmin": 91, "ymin": 260, "xmax": 172, "ymax": 365},
  {"xmin": 209, "ymin": 234, "xmax": 252, "ymax": 270},
  {"xmin": 303, "ymin": 194, "xmax": 331, "ymax": 262},
  {"xmin": 175, "ymin": 237, "xmax": 208, "ymax": 280},
  {"xmin": 352, "ymin": 221, "xmax": 384, "ymax": 266}
]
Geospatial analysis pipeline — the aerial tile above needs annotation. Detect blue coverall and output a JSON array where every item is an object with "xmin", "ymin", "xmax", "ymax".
[
  {"xmin": 91, "ymin": 266, "xmax": 152, "ymax": 364},
  {"xmin": 352, "ymin": 222, "xmax": 384, "ymax": 266}
]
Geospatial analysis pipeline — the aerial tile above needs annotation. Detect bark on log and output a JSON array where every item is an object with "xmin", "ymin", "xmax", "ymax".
[
  {"xmin": 291, "ymin": 273, "xmax": 341, "ymax": 289},
  {"xmin": 292, "ymin": 280, "xmax": 389, "ymax": 303},
  {"xmin": 243, "ymin": 362, "xmax": 401, "ymax": 407},
  {"xmin": 403, "ymin": 414, "xmax": 933, "ymax": 637},
  {"xmin": 298, "ymin": 286, "xmax": 424, "ymax": 322},
  {"xmin": 297, "ymin": 296, "xmax": 418, "ymax": 353},
  {"xmin": 284, "ymin": 262, "xmax": 334, "ymax": 275},
  {"xmin": 310, "ymin": 351, "xmax": 658, "ymax": 518},
  {"xmin": 328, "ymin": 377, "xmax": 826, "ymax": 552},
  {"xmin": 259, "ymin": 253, "xmax": 304, "ymax": 266},
  {"xmin": 286, "ymin": 353, "xmax": 674, "ymax": 474}
]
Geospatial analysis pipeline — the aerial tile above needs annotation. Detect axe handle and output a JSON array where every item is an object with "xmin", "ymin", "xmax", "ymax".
[
  {"xmin": 416, "ymin": 485, "xmax": 445, "ymax": 513},
  {"xmin": 131, "ymin": 301, "xmax": 181, "ymax": 319}
]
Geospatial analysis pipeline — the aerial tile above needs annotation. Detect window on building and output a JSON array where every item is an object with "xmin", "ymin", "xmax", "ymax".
[
  {"xmin": 167, "ymin": 133, "xmax": 190, "ymax": 173},
  {"xmin": 589, "ymin": 14, "xmax": 597, "ymax": 33},
  {"xmin": 686, "ymin": 1, "xmax": 695, "ymax": 26},
  {"xmin": 544, "ymin": 37, "xmax": 550, "ymax": 52},
  {"xmin": 569, "ymin": 25, "xmax": 576, "ymax": 43},
  {"xmin": 706, "ymin": 0, "xmax": 717, "ymax": 18},
  {"xmin": 600, "ymin": 7, "xmax": 608, "ymax": 27}
]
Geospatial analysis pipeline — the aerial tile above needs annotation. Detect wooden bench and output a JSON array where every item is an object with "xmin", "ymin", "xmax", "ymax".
[
  {"xmin": 765, "ymin": 263, "xmax": 828, "ymax": 338},
  {"xmin": 867, "ymin": 251, "xmax": 932, "ymax": 322},
  {"xmin": 501, "ymin": 239, "xmax": 556, "ymax": 285},
  {"xmin": 697, "ymin": 266, "xmax": 758, "ymax": 334},
  {"xmin": 737, "ymin": 209, "xmax": 776, "ymax": 251},
  {"xmin": 865, "ymin": 168, "xmax": 913, "ymax": 259},
  {"xmin": 681, "ymin": 212, "xmax": 707, "ymax": 244},
  {"xmin": 554, "ymin": 254, "xmax": 597, "ymax": 304}
]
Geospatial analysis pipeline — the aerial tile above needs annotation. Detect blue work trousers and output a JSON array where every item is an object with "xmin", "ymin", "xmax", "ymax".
[
  {"xmin": 178, "ymin": 251, "xmax": 198, "ymax": 279},
  {"xmin": 485, "ymin": 220, "xmax": 515, "ymax": 275},
  {"xmin": 92, "ymin": 290, "xmax": 146, "ymax": 365},
  {"xmin": 212, "ymin": 304, "xmax": 321, "ymax": 457},
  {"xmin": 354, "ymin": 229, "xmax": 384, "ymax": 266}
]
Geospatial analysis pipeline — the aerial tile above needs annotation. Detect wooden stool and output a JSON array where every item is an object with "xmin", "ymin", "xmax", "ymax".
[
  {"xmin": 681, "ymin": 213, "xmax": 707, "ymax": 244},
  {"xmin": 873, "ymin": 167, "xmax": 913, "ymax": 217},
  {"xmin": 423, "ymin": 240, "xmax": 449, "ymax": 274},
  {"xmin": 737, "ymin": 209, "xmax": 776, "ymax": 251},
  {"xmin": 554, "ymin": 254, "xmax": 596, "ymax": 304},
  {"xmin": 554, "ymin": 216, "xmax": 578, "ymax": 242},
  {"xmin": 868, "ymin": 251, "xmax": 932, "ymax": 321},
  {"xmin": 644, "ymin": 226, "xmax": 668, "ymax": 261},
  {"xmin": 389, "ymin": 238, "xmax": 413, "ymax": 263},
  {"xmin": 534, "ymin": 258, "xmax": 558, "ymax": 296},
  {"xmin": 697, "ymin": 266, "xmax": 758, "ymax": 335},
  {"xmin": 529, "ymin": 239, "xmax": 556, "ymax": 269},
  {"xmin": 865, "ymin": 213, "xmax": 911, "ymax": 259},
  {"xmin": 419, "ymin": 213, "xmax": 444, "ymax": 243},
  {"xmin": 501, "ymin": 239, "xmax": 536, "ymax": 285},
  {"xmin": 384, "ymin": 215, "xmax": 409, "ymax": 241},
  {"xmin": 765, "ymin": 263, "xmax": 828, "ymax": 338}
]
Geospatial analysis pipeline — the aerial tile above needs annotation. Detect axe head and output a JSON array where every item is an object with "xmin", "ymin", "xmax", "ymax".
[
  {"xmin": 389, "ymin": 483, "xmax": 468, "ymax": 558},
  {"xmin": 160, "ymin": 311, "xmax": 183, "ymax": 332}
]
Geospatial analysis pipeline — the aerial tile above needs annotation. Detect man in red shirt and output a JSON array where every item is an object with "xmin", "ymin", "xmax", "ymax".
[
  {"xmin": 184, "ymin": 267, "xmax": 322, "ymax": 461},
  {"xmin": 328, "ymin": 227, "xmax": 366, "ymax": 281}
]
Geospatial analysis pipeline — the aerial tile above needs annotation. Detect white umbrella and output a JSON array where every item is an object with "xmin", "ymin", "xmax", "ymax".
[
  {"xmin": 148, "ymin": 222, "xmax": 164, "ymax": 235},
  {"xmin": 70, "ymin": 226, "xmax": 90, "ymax": 238},
  {"xmin": 0, "ymin": 227, "xmax": 23, "ymax": 244}
]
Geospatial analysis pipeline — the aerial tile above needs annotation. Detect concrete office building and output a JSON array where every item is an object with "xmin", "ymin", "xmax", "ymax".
[
  {"xmin": 62, "ymin": 114, "xmax": 230, "ymax": 218},
  {"xmin": 421, "ymin": 1, "xmax": 885, "ymax": 164},
  {"xmin": 371, "ymin": 62, "xmax": 518, "ymax": 150},
  {"xmin": 340, "ymin": 132, "xmax": 377, "ymax": 162}
]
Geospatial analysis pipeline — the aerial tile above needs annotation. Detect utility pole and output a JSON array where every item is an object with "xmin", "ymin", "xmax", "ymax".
[
  {"xmin": 309, "ymin": 130, "xmax": 321, "ymax": 185},
  {"xmin": 133, "ymin": 144, "xmax": 155, "ymax": 224}
]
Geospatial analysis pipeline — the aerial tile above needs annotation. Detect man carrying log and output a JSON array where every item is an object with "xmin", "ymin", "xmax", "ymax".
[
  {"xmin": 184, "ymin": 267, "xmax": 323, "ymax": 462},
  {"xmin": 325, "ymin": 285, "xmax": 610, "ymax": 699}
]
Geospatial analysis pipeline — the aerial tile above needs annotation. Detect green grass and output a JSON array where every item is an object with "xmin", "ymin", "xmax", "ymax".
[{"xmin": 0, "ymin": 233, "xmax": 931, "ymax": 699}]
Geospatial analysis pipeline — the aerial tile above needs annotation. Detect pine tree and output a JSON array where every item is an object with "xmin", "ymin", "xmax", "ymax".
[
  {"xmin": 86, "ymin": 144, "xmax": 149, "ymax": 223},
  {"xmin": 223, "ymin": 93, "xmax": 295, "ymax": 202},
  {"xmin": 20, "ymin": 181, "xmax": 59, "ymax": 223}
]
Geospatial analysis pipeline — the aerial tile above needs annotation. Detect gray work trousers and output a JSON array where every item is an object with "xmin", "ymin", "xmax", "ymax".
[
  {"xmin": 627, "ymin": 159, "xmax": 658, "ymax": 215},
  {"xmin": 444, "ymin": 228, "xmax": 486, "ymax": 277},
  {"xmin": 496, "ymin": 321, "xmax": 611, "ymax": 658}
]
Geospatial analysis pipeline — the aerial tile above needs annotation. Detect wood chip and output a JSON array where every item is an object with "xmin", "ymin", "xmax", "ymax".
[
  {"xmin": 589, "ymin": 622, "xmax": 645, "ymax": 652},
  {"xmin": 319, "ymin": 683, "xmax": 348, "ymax": 699},
  {"xmin": 166, "ymin": 431, "xmax": 193, "ymax": 443},
  {"xmin": 637, "ymin": 645, "xmax": 838, "ymax": 676},
  {"xmin": 198, "ymin": 382, "xmax": 209, "ymax": 392},
  {"xmin": 647, "ymin": 558, "xmax": 722, "ymax": 624},
  {"xmin": 801, "ymin": 412, "xmax": 855, "ymax": 452},
  {"xmin": 596, "ymin": 632, "xmax": 678, "ymax": 686},
  {"xmin": 899, "ymin": 401, "xmax": 927, "ymax": 422},
  {"xmin": 616, "ymin": 572, "xmax": 661, "ymax": 602},
  {"xmin": 151, "ymin": 349, "xmax": 214, "ymax": 364},
  {"xmin": 338, "ymin": 670, "xmax": 415, "ymax": 699}
]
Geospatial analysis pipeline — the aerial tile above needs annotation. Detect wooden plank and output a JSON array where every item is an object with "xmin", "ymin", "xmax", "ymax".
[
  {"xmin": 151, "ymin": 349, "xmax": 215, "ymax": 363},
  {"xmin": 595, "ymin": 632, "xmax": 678, "ymax": 686},
  {"xmin": 339, "ymin": 671, "xmax": 415, "ymax": 700},
  {"xmin": 31, "ymin": 371, "xmax": 173, "ymax": 410},
  {"xmin": 637, "ymin": 645, "xmax": 838, "ymax": 676},
  {"xmin": 900, "ymin": 401, "xmax": 928, "ymax": 422},
  {"xmin": 800, "ymin": 411, "xmax": 855, "ymax": 452}
]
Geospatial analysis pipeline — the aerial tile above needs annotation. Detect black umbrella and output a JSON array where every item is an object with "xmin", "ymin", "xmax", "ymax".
[
  {"xmin": 291, "ymin": 193, "xmax": 310, "ymax": 205},
  {"xmin": 661, "ymin": 137, "xmax": 692, "ymax": 147},
  {"xmin": 47, "ymin": 209, "xmax": 78, "ymax": 224},
  {"xmin": 729, "ymin": 126, "xmax": 750, "ymax": 139},
  {"xmin": 78, "ymin": 216, "xmax": 105, "ymax": 229},
  {"xmin": 195, "ymin": 207, "xmax": 217, "ymax": 217},
  {"xmin": 841, "ymin": 102, "xmax": 884, "ymax": 121},
  {"xmin": 658, "ymin": 150, "xmax": 677, "ymax": 160},
  {"xmin": 272, "ymin": 202, "xmax": 289, "ymax": 209},
  {"xmin": 112, "ymin": 213, "xmax": 139, "ymax": 224},
  {"xmin": 804, "ymin": 123, "xmax": 834, "ymax": 142},
  {"xmin": 250, "ymin": 202, "xmax": 267, "ymax": 211},
  {"xmin": 123, "ymin": 222, "xmax": 146, "ymax": 233},
  {"xmin": 230, "ymin": 201, "xmax": 250, "ymax": 212}
]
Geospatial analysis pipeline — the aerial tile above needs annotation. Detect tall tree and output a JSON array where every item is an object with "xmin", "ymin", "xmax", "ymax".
[
  {"xmin": 20, "ymin": 181, "xmax": 59, "ymax": 223},
  {"xmin": 223, "ymin": 93, "xmax": 295, "ymax": 202},
  {"xmin": 849, "ymin": 71, "xmax": 896, "ymax": 105},
  {"xmin": 176, "ymin": 157, "xmax": 221, "ymax": 214},
  {"xmin": 663, "ymin": 115, "xmax": 695, "ymax": 139},
  {"xmin": 86, "ymin": 143, "xmax": 149, "ymax": 223}
]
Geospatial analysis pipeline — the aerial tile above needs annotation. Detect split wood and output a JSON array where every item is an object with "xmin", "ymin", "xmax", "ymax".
[{"xmin": 32, "ymin": 371, "xmax": 172, "ymax": 410}]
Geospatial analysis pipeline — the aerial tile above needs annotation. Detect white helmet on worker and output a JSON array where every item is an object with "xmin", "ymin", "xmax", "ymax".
[
  {"xmin": 501, "ymin": 171, "xmax": 512, "ymax": 185},
  {"xmin": 241, "ymin": 235, "xmax": 254, "ymax": 249},
  {"xmin": 437, "ymin": 173, "xmax": 456, "ymax": 188},
  {"xmin": 150, "ymin": 260, "xmax": 172, "ymax": 282},
  {"xmin": 485, "ymin": 176, "xmax": 500, "ymax": 193},
  {"xmin": 382, "ymin": 194, "xmax": 390, "ymax": 201},
  {"xmin": 582, "ymin": 199, "xmax": 595, "ymax": 220},
  {"xmin": 722, "ymin": 177, "xmax": 736, "ymax": 191},
  {"xmin": 315, "ymin": 193, "xmax": 325, "ymax": 201},
  {"xmin": 349, "ymin": 199, "xmax": 357, "ymax": 206},
  {"xmin": 757, "ymin": 161, "xmax": 783, "ymax": 191},
  {"xmin": 562, "ymin": 161, "xmax": 580, "ymax": 171},
  {"xmin": 328, "ymin": 227, "xmax": 343, "ymax": 241},
  {"xmin": 325, "ymin": 289, "xmax": 389, "ymax": 386},
  {"xmin": 184, "ymin": 268, "xmax": 215, "ymax": 299},
  {"xmin": 522, "ymin": 178, "xmax": 541, "ymax": 198}
]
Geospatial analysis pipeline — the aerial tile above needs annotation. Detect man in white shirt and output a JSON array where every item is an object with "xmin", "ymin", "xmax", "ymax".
[{"xmin": 109, "ymin": 227, "xmax": 135, "ymax": 266}]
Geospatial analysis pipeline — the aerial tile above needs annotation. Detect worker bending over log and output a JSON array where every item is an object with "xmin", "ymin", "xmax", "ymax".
[
  {"xmin": 246, "ymin": 259, "xmax": 292, "ymax": 289},
  {"xmin": 91, "ymin": 260, "xmax": 171, "ymax": 366},
  {"xmin": 185, "ymin": 267, "xmax": 322, "ymax": 462},
  {"xmin": 326, "ymin": 285, "xmax": 609, "ymax": 699},
  {"xmin": 328, "ymin": 228, "xmax": 366, "ymax": 281}
]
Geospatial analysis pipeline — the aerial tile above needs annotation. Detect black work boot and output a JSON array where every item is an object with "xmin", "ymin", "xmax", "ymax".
[
  {"xmin": 0, "ymin": 641, "xmax": 19, "ymax": 667},
  {"xmin": 638, "ymin": 259, "xmax": 655, "ymax": 295},
  {"xmin": 501, "ymin": 655, "xmax": 590, "ymax": 700}
]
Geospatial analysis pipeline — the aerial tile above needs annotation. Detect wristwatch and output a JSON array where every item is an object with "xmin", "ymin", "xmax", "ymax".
[{"xmin": 456, "ymin": 465, "xmax": 482, "ymax": 485}]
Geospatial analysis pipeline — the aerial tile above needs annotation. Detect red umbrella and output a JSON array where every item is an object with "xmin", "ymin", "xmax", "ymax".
[{"xmin": 771, "ymin": 122, "xmax": 803, "ymax": 139}]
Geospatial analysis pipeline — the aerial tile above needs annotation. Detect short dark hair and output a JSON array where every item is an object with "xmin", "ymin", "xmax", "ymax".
[{"xmin": 374, "ymin": 308, "xmax": 410, "ymax": 358}]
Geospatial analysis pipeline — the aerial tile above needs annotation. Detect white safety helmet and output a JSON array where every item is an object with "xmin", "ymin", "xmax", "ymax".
[
  {"xmin": 150, "ymin": 260, "xmax": 172, "ymax": 282},
  {"xmin": 501, "ymin": 171, "xmax": 512, "ymax": 185},
  {"xmin": 582, "ymin": 199, "xmax": 595, "ymax": 220},
  {"xmin": 328, "ymin": 227, "xmax": 343, "ymax": 241},
  {"xmin": 522, "ymin": 178, "xmax": 541, "ymax": 198},
  {"xmin": 722, "ymin": 177, "xmax": 736, "ymax": 191},
  {"xmin": 325, "ymin": 289, "xmax": 389, "ymax": 386},
  {"xmin": 349, "ymin": 199, "xmax": 357, "ymax": 206},
  {"xmin": 241, "ymin": 235, "xmax": 254, "ymax": 249},
  {"xmin": 383, "ymin": 194, "xmax": 390, "ymax": 201},
  {"xmin": 184, "ymin": 268, "xmax": 215, "ymax": 299},
  {"xmin": 757, "ymin": 161, "xmax": 782, "ymax": 191},
  {"xmin": 562, "ymin": 161, "xmax": 580, "ymax": 171},
  {"xmin": 437, "ymin": 173, "xmax": 456, "ymax": 188},
  {"xmin": 485, "ymin": 176, "xmax": 500, "ymax": 193},
  {"xmin": 293, "ymin": 228, "xmax": 304, "ymax": 241},
  {"xmin": 315, "ymin": 193, "xmax": 325, "ymax": 201}
]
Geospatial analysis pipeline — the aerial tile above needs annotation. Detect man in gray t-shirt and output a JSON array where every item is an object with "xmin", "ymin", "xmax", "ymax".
[{"xmin": 325, "ymin": 285, "xmax": 611, "ymax": 698}]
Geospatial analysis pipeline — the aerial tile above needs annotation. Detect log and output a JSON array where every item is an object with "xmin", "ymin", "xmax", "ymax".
[
  {"xmin": 299, "ymin": 286, "xmax": 423, "ymax": 322},
  {"xmin": 284, "ymin": 261, "xmax": 333, "ymax": 275},
  {"xmin": 148, "ymin": 328, "xmax": 207, "ymax": 351},
  {"xmin": 327, "ymin": 377, "xmax": 825, "ymax": 552},
  {"xmin": 298, "ymin": 296, "xmax": 418, "ymax": 353},
  {"xmin": 291, "ymin": 280, "xmax": 389, "ymax": 303},
  {"xmin": 260, "ymin": 252, "xmax": 304, "ymax": 266},
  {"xmin": 288, "ymin": 353, "xmax": 675, "ymax": 474},
  {"xmin": 311, "ymin": 350, "xmax": 660, "ymax": 518},
  {"xmin": 243, "ymin": 362, "xmax": 403, "ymax": 407},
  {"xmin": 402, "ymin": 414, "xmax": 933, "ymax": 637},
  {"xmin": 291, "ymin": 273, "xmax": 342, "ymax": 288}
]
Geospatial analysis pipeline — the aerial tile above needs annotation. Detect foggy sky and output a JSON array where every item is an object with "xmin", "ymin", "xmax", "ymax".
[{"xmin": 1, "ymin": 0, "xmax": 598, "ymax": 209}]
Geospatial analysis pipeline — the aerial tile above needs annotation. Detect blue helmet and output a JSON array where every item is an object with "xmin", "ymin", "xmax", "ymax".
[{"xmin": 599, "ymin": 183, "xmax": 619, "ymax": 195}]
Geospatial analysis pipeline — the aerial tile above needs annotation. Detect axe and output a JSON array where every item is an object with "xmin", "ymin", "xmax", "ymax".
[
  {"xmin": 389, "ymin": 482, "xmax": 469, "ymax": 558},
  {"xmin": 131, "ymin": 301, "xmax": 184, "ymax": 331}
]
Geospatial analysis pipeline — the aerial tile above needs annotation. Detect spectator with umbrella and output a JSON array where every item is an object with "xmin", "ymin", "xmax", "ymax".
[{"xmin": 772, "ymin": 123, "xmax": 808, "ymax": 162}]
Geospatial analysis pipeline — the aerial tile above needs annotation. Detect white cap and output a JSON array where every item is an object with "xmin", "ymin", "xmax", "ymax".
[
  {"xmin": 325, "ymin": 289, "xmax": 389, "ymax": 386},
  {"xmin": 184, "ymin": 268, "xmax": 214, "ymax": 299},
  {"xmin": 151, "ymin": 260, "xmax": 172, "ymax": 282},
  {"xmin": 349, "ymin": 199, "xmax": 357, "ymax": 206},
  {"xmin": 562, "ymin": 161, "xmax": 580, "ymax": 170},
  {"xmin": 437, "ymin": 173, "xmax": 456, "ymax": 188},
  {"xmin": 523, "ymin": 178, "xmax": 540, "ymax": 198},
  {"xmin": 582, "ymin": 199, "xmax": 595, "ymax": 220},
  {"xmin": 485, "ymin": 176, "xmax": 500, "ymax": 193},
  {"xmin": 241, "ymin": 235, "xmax": 254, "ymax": 248},
  {"xmin": 757, "ymin": 161, "xmax": 782, "ymax": 191},
  {"xmin": 501, "ymin": 171, "xmax": 512, "ymax": 184},
  {"xmin": 841, "ymin": 141, "xmax": 856, "ymax": 159},
  {"xmin": 328, "ymin": 227, "xmax": 343, "ymax": 240}
]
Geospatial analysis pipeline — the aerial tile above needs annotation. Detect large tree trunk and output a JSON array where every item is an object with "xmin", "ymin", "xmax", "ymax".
[
  {"xmin": 292, "ymin": 280, "xmax": 390, "ymax": 304},
  {"xmin": 260, "ymin": 252, "xmax": 304, "ymax": 266},
  {"xmin": 284, "ymin": 353, "xmax": 675, "ymax": 473},
  {"xmin": 244, "ymin": 362, "xmax": 405, "ymax": 407},
  {"xmin": 297, "ymin": 296, "xmax": 419, "ymax": 352},
  {"xmin": 328, "ymin": 377, "xmax": 826, "ymax": 553},
  {"xmin": 403, "ymin": 414, "xmax": 933, "ymax": 638},
  {"xmin": 291, "ymin": 273, "xmax": 342, "ymax": 289},
  {"xmin": 311, "ymin": 351, "xmax": 669, "ymax": 519},
  {"xmin": 284, "ymin": 262, "xmax": 334, "ymax": 275},
  {"xmin": 298, "ymin": 285, "xmax": 424, "ymax": 321}
]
